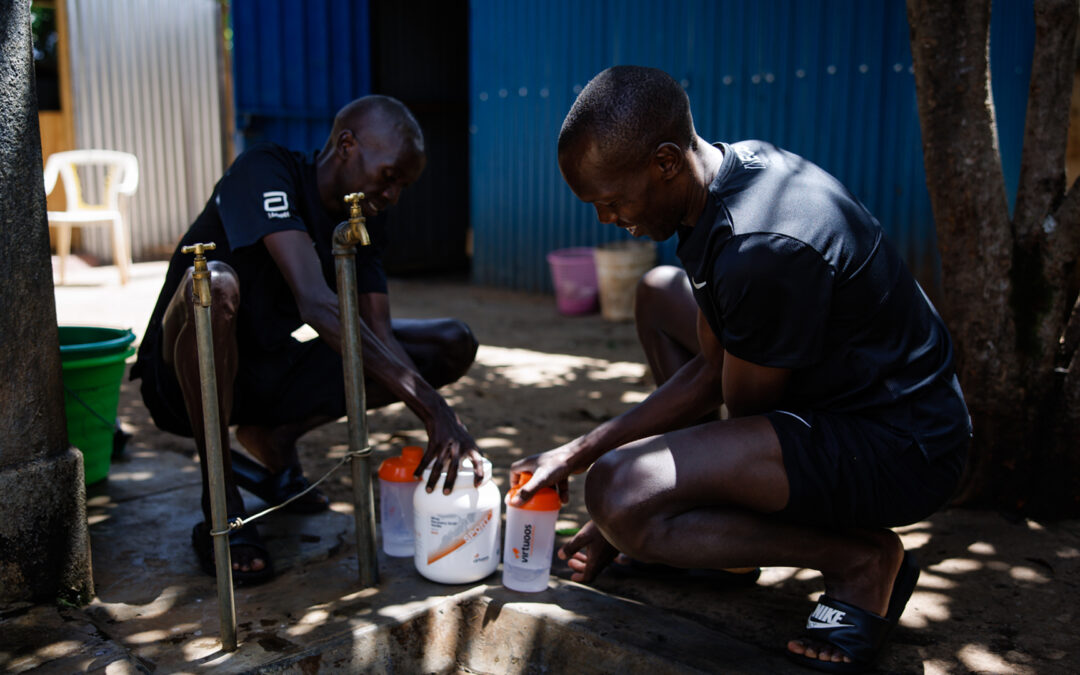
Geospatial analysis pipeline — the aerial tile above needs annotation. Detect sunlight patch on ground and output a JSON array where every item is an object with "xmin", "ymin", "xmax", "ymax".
[
  {"xmin": 32, "ymin": 640, "xmax": 80, "ymax": 660},
  {"xmin": 922, "ymin": 660, "xmax": 953, "ymax": 675},
  {"xmin": 898, "ymin": 530, "xmax": 931, "ymax": 549},
  {"xmin": 108, "ymin": 470, "xmax": 154, "ymax": 482},
  {"xmin": 1008, "ymin": 565, "xmax": 1049, "ymax": 582},
  {"xmin": 957, "ymin": 643, "xmax": 1037, "ymax": 675},
  {"xmin": 1057, "ymin": 546, "xmax": 1079, "ymax": 558},
  {"xmin": 477, "ymin": 436, "xmax": 513, "ymax": 450},
  {"xmin": 291, "ymin": 323, "xmax": 318, "ymax": 342},
  {"xmin": 620, "ymin": 390, "xmax": 648, "ymax": 404},
  {"xmin": 476, "ymin": 345, "xmax": 645, "ymax": 387},
  {"xmin": 967, "ymin": 541, "xmax": 996, "ymax": 555},
  {"xmin": 794, "ymin": 567, "xmax": 821, "ymax": 581},
  {"xmin": 126, "ymin": 629, "xmax": 171, "ymax": 645},
  {"xmin": 901, "ymin": 590, "xmax": 950, "ymax": 628},
  {"xmin": 930, "ymin": 557, "xmax": 981, "ymax": 573},
  {"xmin": 182, "ymin": 637, "xmax": 232, "ymax": 664},
  {"xmin": 914, "ymin": 571, "xmax": 956, "ymax": 590}
]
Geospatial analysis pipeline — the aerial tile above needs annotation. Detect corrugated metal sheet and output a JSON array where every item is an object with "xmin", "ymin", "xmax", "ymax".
[
  {"xmin": 470, "ymin": 0, "xmax": 1034, "ymax": 292},
  {"xmin": 65, "ymin": 0, "xmax": 226, "ymax": 261},
  {"xmin": 231, "ymin": 0, "xmax": 372, "ymax": 153}
]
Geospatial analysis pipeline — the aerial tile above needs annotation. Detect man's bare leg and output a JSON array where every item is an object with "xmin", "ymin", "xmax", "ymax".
[
  {"xmin": 635, "ymin": 266, "xmax": 701, "ymax": 385},
  {"xmin": 578, "ymin": 418, "xmax": 905, "ymax": 666},
  {"xmin": 162, "ymin": 261, "xmax": 266, "ymax": 574}
]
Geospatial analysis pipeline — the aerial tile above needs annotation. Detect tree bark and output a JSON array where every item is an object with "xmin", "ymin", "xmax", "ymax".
[
  {"xmin": 908, "ymin": 0, "xmax": 1022, "ymax": 507},
  {"xmin": 909, "ymin": 0, "xmax": 1080, "ymax": 516}
]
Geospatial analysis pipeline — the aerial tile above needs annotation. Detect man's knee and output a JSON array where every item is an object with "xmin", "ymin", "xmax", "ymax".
[
  {"xmin": 204, "ymin": 261, "xmax": 240, "ymax": 318},
  {"xmin": 441, "ymin": 319, "xmax": 479, "ymax": 379},
  {"xmin": 585, "ymin": 450, "xmax": 656, "ymax": 557},
  {"xmin": 162, "ymin": 261, "xmax": 240, "ymax": 363},
  {"xmin": 634, "ymin": 265, "xmax": 686, "ymax": 326}
]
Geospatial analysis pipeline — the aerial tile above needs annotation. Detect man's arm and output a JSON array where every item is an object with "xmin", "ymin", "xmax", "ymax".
[
  {"xmin": 357, "ymin": 291, "xmax": 421, "ymax": 372},
  {"xmin": 511, "ymin": 308, "xmax": 791, "ymax": 504},
  {"xmin": 263, "ymin": 229, "xmax": 483, "ymax": 492}
]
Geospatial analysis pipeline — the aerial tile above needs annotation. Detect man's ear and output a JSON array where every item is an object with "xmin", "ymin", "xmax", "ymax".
[
  {"xmin": 337, "ymin": 129, "xmax": 356, "ymax": 160},
  {"xmin": 653, "ymin": 142, "xmax": 683, "ymax": 181}
]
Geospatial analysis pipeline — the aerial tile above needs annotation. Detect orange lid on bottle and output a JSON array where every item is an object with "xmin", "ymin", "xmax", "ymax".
[
  {"xmin": 507, "ymin": 472, "xmax": 561, "ymax": 511},
  {"xmin": 401, "ymin": 446, "xmax": 424, "ymax": 471},
  {"xmin": 379, "ymin": 446, "xmax": 425, "ymax": 483}
]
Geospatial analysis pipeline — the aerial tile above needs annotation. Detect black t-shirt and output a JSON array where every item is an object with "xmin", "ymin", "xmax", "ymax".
[
  {"xmin": 677, "ymin": 141, "xmax": 970, "ymax": 449},
  {"xmin": 132, "ymin": 143, "xmax": 388, "ymax": 375}
]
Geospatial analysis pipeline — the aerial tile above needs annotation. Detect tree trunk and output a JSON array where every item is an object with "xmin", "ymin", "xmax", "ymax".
[{"xmin": 908, "ymin": 0, "xmax": 1080, "ymax": 517}]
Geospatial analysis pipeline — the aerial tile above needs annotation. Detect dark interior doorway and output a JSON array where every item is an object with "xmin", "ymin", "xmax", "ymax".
[{"xmin": 369, "ymin": 0, "xmax": 470, "ymax": 276}]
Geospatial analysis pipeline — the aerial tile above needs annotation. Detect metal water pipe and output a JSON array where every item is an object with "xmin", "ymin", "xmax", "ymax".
[
  {"xmin": 181, "ymin": 241, "xmax": 237, "ymax": 652},
  {"xmin": 332, "ymin": 192, "xmax": 379, "ymax": 586}
]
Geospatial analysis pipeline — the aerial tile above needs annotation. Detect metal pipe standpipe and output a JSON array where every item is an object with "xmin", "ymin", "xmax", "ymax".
[
  {"xmin": 332, "ymin": 192, "xmax": 379, "ymax": 586},
  {"xmin": 181, "ymin": 242, "xmax": 238, "ymax": 652}
]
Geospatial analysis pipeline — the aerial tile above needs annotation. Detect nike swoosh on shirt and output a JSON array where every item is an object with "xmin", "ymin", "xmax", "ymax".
[{"xmin": 691, "ymin": 278, "xmax": 707, "ymax": 289}]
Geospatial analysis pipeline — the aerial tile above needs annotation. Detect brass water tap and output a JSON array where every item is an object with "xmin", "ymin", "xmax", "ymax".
[
  {"xmin": 343, "ymin": 192, "xmax": 371, "ymax": 247},
  {"xmin": 181, "ymin": 241, "xmax": 216, "ymax": 307}
]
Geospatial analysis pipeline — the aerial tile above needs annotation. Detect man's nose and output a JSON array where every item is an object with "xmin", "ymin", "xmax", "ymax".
[
  {"xmin": 595, "ymin": 205, "xmax": 616, "ymax": 224},
  {"xmin": 383, "ymin": 183, "xmax": 403, "ymax": 205}
]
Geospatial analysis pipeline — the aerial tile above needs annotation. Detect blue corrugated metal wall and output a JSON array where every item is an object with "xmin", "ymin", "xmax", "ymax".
[
  {"xmin": 231, "ymin": 0, "xmax": 372, "ymax": 152},
  {"xmin": 470, "ymin": 0, "xmax": 1034, "ymax": 292}
]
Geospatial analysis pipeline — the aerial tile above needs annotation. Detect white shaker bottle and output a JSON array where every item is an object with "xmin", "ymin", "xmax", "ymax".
[
  {"xmin": 502, "ymin": 471, "xmax": 561, "ymax": 592},
  {"xmin": 377, "ymin": 446, "xmax": 424, "ymax": 557}
]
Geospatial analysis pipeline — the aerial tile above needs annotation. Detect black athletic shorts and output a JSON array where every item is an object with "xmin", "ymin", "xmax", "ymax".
[
  {"xmin": 766, "ymin": 400, "xmax": 968, "ymax": 529},
  {"xmin": 139, "ymin": 330, "xmax": 347, "ymax": 438}
]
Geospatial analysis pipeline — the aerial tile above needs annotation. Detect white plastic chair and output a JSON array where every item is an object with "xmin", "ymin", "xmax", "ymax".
[{"xmin": 44, "ymin": 149, "xmax": 139, "ymax": 285}]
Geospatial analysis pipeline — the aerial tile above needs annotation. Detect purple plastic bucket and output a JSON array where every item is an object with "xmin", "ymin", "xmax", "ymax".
[{"xmin": 546, "ymin": 247, "xmax": 599, "ymax": 316}]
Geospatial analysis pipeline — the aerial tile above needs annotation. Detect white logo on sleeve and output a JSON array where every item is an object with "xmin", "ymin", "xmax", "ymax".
[
  {"xmin": 691, "ymin": 276, "xmax": 707, "ymax": 290},
  {"xmin": 262, "ymin": 191, "xmax": 291, "ymax": 218}
]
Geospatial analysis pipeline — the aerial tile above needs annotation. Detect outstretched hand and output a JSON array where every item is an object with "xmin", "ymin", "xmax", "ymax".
[
  {"xmin": 508, "ymin": 443, "xmax": 584, "ymax": 507},
  {"xmin": 558, "ymin": 520, "xmax": 619, "ymax": 584},
  {"xmin": 415, "ymin": 410, "xmax": 484, "ymax": 494}
]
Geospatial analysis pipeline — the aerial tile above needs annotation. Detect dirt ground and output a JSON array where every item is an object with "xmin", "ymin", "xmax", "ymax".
[{"xmin": 114, "ymin": 275, "xmax": 1080, "ymax": 674}]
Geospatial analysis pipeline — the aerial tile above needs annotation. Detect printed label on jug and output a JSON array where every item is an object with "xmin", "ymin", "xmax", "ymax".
[{"xmin": 426, "ymin": 509, "xmax": 494, "ymax": 564}]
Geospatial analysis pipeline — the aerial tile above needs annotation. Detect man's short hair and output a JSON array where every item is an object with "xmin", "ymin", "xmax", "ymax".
[
  {"xmin": 323, "ymin": 95, "xmax": 424, "ymax": 154},
  {"xmin": 558, "ymin": 66, "xmax": 696, "ymax": 171}
]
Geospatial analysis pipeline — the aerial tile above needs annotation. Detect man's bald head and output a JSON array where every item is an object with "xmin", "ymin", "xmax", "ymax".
[
  {"xmin": 323, "ymin": 95, "xmax": 424, "ymax": 155},
  {"xmin": 558, "ymin": 66, "xmax": 696, "ymax": 172}
]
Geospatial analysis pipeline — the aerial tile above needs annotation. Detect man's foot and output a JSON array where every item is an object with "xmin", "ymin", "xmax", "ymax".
[
  {"xmin": 191, "ymin": 520, "xmax": 275, "ymax": 586},
  {"xmin": 786, "ymin": 530, "xmax": 908, "ymax": 669},
  {"xmin": 231, "ymin": 451, "xmax": 330, "ymax": 513}
]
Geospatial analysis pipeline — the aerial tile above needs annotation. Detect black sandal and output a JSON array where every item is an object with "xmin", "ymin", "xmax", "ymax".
[
  {"xmin": 191, "ymin": 520, "xmax": 275, "ymax": 586},
  {"xmin": 786, "ymin": 552, "xmax": 920, "ymax": 673},
  {"xmin": 230, "ymin": 451, "xmax": 330, "ymax": 514}
]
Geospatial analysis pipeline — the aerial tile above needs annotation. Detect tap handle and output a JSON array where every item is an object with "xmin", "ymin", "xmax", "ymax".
[
  {"xmin": 344, "ymin": 193, "xmax": 366, "ymax": 222},
  {"xmin": 181, "ymin": 242, "xmax": 217, "ymax": 258}
]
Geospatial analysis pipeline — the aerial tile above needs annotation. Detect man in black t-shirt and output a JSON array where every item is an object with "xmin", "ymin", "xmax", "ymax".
[
  {"xmin": 510, "ymin": 67, "xmax": 970, "ymax": 672},
  {"xmin": 132, "ymin": 96, "xmax": 483, "ymax": 584}
]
